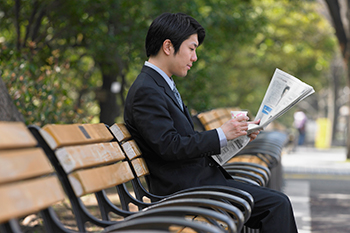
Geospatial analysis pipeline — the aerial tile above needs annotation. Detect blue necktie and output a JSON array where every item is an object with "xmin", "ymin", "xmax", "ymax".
[{"xmin": 172, "ymin": 85, "xmax": 183, "ymax": 111}]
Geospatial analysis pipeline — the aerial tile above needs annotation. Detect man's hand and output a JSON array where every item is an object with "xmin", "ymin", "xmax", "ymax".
[
  {"xmin": 221, "ymin": 115, "xmax": 249, "ymax": 141},
  {"xmin": 221, "ymin": 116, "xmax": 261, "ymax": 141},
  {"xmin": 247, "ymin": 119, "xmax": 261, "ymax": 141}
]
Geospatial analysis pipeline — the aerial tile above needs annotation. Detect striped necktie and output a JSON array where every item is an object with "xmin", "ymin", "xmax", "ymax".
[{"xmin": 172, "ymin": 85, "xmax": 184, "ymax": 111}]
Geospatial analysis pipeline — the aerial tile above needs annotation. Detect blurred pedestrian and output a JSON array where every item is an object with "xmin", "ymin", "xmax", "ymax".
[{"xmin": 294, "ymin": 109, "xmax": 307, "ymax": 145}]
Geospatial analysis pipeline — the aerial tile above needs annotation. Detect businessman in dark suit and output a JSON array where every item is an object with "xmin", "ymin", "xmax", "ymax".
[{"xmin": 124, "ymin": 12, "xmax": 298, "ymax": 233}]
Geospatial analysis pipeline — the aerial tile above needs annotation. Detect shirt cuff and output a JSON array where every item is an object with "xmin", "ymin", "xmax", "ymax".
[{"xmin": 216, "ymin": 128, "xmax": 227, "ymax": 148}]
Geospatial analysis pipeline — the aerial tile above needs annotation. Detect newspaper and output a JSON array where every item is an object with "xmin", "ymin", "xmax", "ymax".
[{"xmin": 212, "ymin": 68, "xmax": 315, "ymax": 166}]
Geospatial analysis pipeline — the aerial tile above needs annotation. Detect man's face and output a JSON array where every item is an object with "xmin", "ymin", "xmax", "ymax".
[{"xmin": 169, "ymin": 34, "xmax": 198, "ymax": 77}]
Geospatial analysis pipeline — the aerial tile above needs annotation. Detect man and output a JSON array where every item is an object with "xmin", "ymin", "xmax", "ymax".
[{"xmin": 124, "ymin": 12, "xmax": 298, "ymax": 232}]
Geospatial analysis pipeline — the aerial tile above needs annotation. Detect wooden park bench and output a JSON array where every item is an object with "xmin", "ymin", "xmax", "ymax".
[
  {"xmin": 0, "ymin": 121, "xmax": 74, "ymax": 233},
  {"xmin": 29, "ymin": 122, "xmax": 251, "ymax": 233},
  {"xmin": 0, "ymin": 121, "xmax": 243, "ymax": 233}
]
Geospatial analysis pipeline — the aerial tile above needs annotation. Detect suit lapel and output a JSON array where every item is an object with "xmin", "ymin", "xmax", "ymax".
[
  {"xmin": 142, "ymin": 66, "xmax": 183, "ymax": 111},
  {"xmin": 141, "ymin": 66, "xmax": 195, "ymax": 128}
]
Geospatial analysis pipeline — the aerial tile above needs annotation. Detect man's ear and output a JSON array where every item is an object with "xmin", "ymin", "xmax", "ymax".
[{"xmin": 163, "ymin": 39, "xmax": 173, "ymax": 56}]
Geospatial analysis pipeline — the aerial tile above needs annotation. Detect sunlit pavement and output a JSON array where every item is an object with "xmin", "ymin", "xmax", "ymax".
[{"xmin": 282, "ymin": 146, "xmax": 350, "ymax": 233}]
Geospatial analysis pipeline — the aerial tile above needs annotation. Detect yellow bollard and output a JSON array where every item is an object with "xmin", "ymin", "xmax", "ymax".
[{"xmin": 315, "ymin": 118, "xmax": 332, "ymax": 149}]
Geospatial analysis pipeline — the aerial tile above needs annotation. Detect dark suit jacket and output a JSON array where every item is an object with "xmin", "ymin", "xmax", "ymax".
[{"xmin": 124, "ymin": 65, "xmax": 230, "ymax": 195}]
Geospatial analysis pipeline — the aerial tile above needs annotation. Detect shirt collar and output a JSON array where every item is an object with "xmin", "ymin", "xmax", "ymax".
[{"xmin": 144, "ymin": 61, "xmax": 174, "ymax": 89}]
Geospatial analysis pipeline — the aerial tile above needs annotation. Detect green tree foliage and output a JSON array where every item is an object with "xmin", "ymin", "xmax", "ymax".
[
  {"xmin": 0, "ymin": 48, "xmax": 99, "ymax": 124},
  {"xmin": 180, "ymin": 0, "xmax": 335, "ymax": 128},
  {"xmin": 240, "ymin": 0, "xmax": 336, "ymax": 128},
  {"xmin": 173, "ymin": 0, "xmax": 268, "ymax": 112},
  {"xmin": 0, "ymin": 0, "xmax": 336, "ymax": 128},
  {"xmin": 0, "ymin": 0, "xmax": 101, "ymax": 125},
  {"xmin": 245, "ymin": 0, "xmax": 336, "ymax": 125},
  {"xmin": 182, "ymin": 0, "xmax": 336, "ymax": 115}
]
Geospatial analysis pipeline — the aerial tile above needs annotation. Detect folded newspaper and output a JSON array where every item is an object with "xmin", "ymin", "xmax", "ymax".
[{"xmin": 212, "ymin": 68, "xmax": 315, "ymax": 166}]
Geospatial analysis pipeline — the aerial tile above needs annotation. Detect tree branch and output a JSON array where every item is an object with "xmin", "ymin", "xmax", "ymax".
[
  {"xmin": 14, "ymin": 0, "xmax": 21, "ymax": 51},
  {"xmin": 324, "ymin": 0, "xmax": 348, "ymax": 58},
  {"xmin": 31, "ymin": 6, "xmax": 46, "ymax": 42},
  {"xmin": 23, "ymin": 0, "xmax": 39, "ymax": 48}
]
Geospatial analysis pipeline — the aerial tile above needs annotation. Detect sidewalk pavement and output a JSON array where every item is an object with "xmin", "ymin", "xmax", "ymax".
[
  {"xmin": 282, "ymin": 146, "xmax": 350, "ymax": 175},
  {"xmin": 281, "ymin": 146, "xmax": 350, "ymax": 233}
]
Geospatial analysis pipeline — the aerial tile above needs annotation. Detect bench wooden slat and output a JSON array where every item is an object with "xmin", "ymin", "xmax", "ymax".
[
  {"xmin": 110, "ymin": 123, "xmax": 132, "ymax": 142},
  {"xmin": 0, "ymin": 175, "xmax": 65, "ymax": 223},
  {"xmin": 121, "ymin": 140, "xmax": 142, "ymax": 160},
  {"xmin": 196, "ymin": 107, "xmax": 242, "ymax": 131},
  {"xmin": 0, "ymin": 121, "xmax": 37, "ymax": 149},
  {"xmin": 197, "ymin": 111, "xmax": 217, "ymax": 130},
  {"xmin": 40, "ymin": 123, "xmax": 114, "ymax": 149},
  {"xmin": 68, "ymin": 161, "xmax": 134, "ymax": 197},
  {"xmin": 206, "ymin": 121, "xmax": 222, "ymax": 130},
  {"xmin": 227, "ymin": 155, "xmax": 268, "ymax": 168},
  {"xmin": 131, "ymin": 157, "xmax": 150, "ymax": 177},
  {"xmin": 197, "ymin": 111, "xmax": 223, "ymax": 130},
  {"xmin": 212, "ymin": 108, "xmax": 232, "ymax": 124},
  {"xmin": 56, "ymin": 142, "xmax": 125, "ymax": 173},
  {"xmin": 0, "ymin": 148, "xmax": 53, "ymax": 184}
]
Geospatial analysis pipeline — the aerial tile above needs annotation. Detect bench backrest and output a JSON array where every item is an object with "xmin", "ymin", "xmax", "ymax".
[
  {"xmin": 196, "ymin": 107, "xmax": 240, "ymax": 130},
  {"xmin": 30, "ymin": 123, "xmax": 142, "ymax": 231},
  {"xmin": 38, "ymin": 123, "xmax": 133, "ymax": 197},
  {"xmin": 109, "ymin": 123, "xmax": 150, "ymax": 179},
  {"xmin": 212, "ymin": 108, "xmax": 232, "ymax": 125},
  {"xmin": 197, "ymin": 110, "xmax": 222, "ymax": 130},
  {"xmin": 2, "ymin": 122, "xmax": 232, "ymax": 233},
  {"xmin": 109, "ymin": 123, "xmax": 157, "ymax": 203},
  {"xmin": 0, "ymin": 122, "xmax": 67, "ymax": 232}
]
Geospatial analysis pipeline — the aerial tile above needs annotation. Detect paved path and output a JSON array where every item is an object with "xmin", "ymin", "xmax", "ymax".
[
  {"xmin": 282, "ymin": 147, "xmax": 350, "ymax": 175},
  {"xmin": 282, "ymin": 146, "xmax": 350, "ymax": 233},
  {"xmin": 284, "ymin": 180, "xmax": 311, "ymax": 233}
]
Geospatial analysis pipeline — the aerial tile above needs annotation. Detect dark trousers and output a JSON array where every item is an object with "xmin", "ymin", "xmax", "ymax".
[{"xmin": 226, "ymin": 179, "xmax": 298, "ymax": 233}]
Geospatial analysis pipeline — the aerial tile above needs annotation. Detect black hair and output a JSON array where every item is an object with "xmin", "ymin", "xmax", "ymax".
[{"xmin": 145, "ymin": 12, "xmax": 206, "ymax": 57}]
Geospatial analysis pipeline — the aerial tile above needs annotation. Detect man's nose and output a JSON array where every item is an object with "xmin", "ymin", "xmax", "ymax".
[{"xmin": 191, "ymin": 51, "xmax": 197, "ymax": 62}]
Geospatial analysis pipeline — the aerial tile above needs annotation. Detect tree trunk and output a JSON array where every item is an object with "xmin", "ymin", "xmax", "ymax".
[
  {"xmin": 346, "ymin": 60, "xmax": 350, "ymax": 159},
  {"xmin": 345, "ymin": 0, "xmax": 350, "ymax": 159},
  {"xmin": 98, "ymin": 73, "xmax": 119, "ymax": 126},
  {"xmin": 0, "ymin": 77, "xmax": 25, "ymax": 122},
  {"xmin": 324, "ymin": 0, "xmax": 350, "ymax": 158},
  {"xmin": 330, "ymin": 58, "xmax": 342, "ymax": 145}
]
